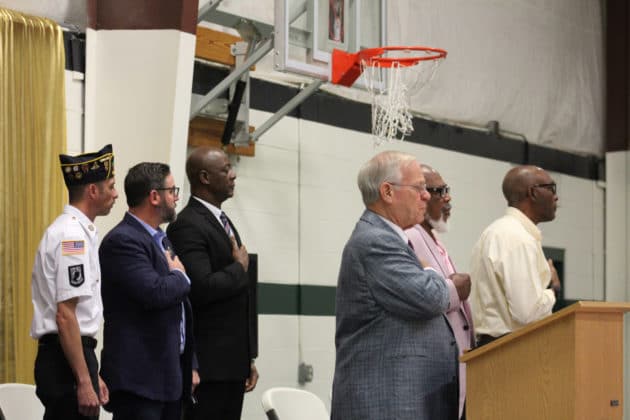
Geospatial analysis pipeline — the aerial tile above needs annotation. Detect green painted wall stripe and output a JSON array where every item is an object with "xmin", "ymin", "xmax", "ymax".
[
  {"xmin": 299, "ymin": 285, "xmax": 337, "ymax": 316},
  {"xmin": 258, "ymin": 283, "xmax": 336, "ymax": 316},
  {"xmin": 258, "ymin": 283, "xmax": 299, "ymax": 315},
  {"xmin": 259, "ymin": 246, "xmax": 565, "ymax": 316},
  {"xmin": 543, "ymin": 246, "xmax": 565, "ymax": 262}
]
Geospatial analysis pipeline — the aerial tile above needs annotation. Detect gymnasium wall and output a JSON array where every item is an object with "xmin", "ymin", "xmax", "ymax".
[{"xmin": 226, "ymin": 105, "xmax": 604, "ymax": 418}]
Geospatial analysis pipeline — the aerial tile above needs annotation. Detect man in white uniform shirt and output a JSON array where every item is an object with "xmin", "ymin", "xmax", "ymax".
[
  {"xmin": 31, "ymin": 145, "xmax": 117, "ymax": 419},
  {"xmin": 470, "ymin": 165, "xmax": 561, "ymax": 346}
]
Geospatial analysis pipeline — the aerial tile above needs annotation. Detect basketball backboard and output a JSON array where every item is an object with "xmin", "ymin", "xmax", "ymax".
[{"xmin": 274, "ymin": 0, "xmax": 387, "ymax": 81}]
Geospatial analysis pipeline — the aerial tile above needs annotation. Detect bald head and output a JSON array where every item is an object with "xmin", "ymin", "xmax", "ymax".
[
  {"xmin": 502, "ymin": 165, "xmax": 558, "ymax": 224},
  {"xmin": 186, "ymin": 146, "xmax": 225, "ymax": 188},
  {"xmin": 186, "ymin": 146, "xmax": 236, "ymax": 207},
  {"xmin": 502, "ymin": 165, "xmax": 545, "ymax": 206}
]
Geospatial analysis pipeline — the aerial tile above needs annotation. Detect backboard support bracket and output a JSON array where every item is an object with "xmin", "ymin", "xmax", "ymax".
[
  {"xmin": 189, "ymin": 37, "xmax": 273, "ymax": 119},
  {"xmin": 251, "ymin": 80, "xmax": 323, "ymax": 142},
  {"xmin": 195, "ymin": 2, "xmax": 363, "ymax": 144}
]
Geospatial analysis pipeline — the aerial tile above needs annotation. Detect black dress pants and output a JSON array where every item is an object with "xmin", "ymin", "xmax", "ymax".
[
  {"xmin": 184, "ymin": 380, "xmax": 245, "ymax": 420},
  {"xmin": 34, "ymin": 334, "xmax": 100, "ymax": 420},
  {"xmin": 108, "ymin": 391, "xmax": 182, "ymax": 420}
]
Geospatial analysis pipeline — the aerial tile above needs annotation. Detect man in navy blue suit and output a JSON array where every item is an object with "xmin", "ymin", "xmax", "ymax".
[{"xmin": 99, "ymin": 162, "xmax": 196, "ymax": 420}]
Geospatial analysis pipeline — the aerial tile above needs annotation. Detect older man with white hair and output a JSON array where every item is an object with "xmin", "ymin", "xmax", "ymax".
[{"xmin": 331, "ymin": 151, "xmax": 471, "ymax": 420}]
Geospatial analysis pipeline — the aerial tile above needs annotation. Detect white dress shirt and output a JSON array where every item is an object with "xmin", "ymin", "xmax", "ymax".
[
  {"xmin": 469, "ymin": 207, "xmax": 556, "ymax": 337},
  {"xmin": 30, "ymin": 205, "xmax": 102, "ymax": 338},
  {"xmin": 192, "ymin": 196, "xmax": 233, "ymax": 236}
]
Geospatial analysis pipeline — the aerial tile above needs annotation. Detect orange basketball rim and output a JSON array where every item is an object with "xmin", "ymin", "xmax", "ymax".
[{"xmin": 331, "ymin": 46, "xmax": 447, "ymax": 87}]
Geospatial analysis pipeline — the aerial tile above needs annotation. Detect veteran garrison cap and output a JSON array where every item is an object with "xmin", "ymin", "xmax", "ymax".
[{"xmin": 59, "ymin": 144, "xmax": 115, "ymax": 187}]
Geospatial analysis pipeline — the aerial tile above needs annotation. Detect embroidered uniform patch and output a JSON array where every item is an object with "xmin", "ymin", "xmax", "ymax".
[
  {"xmin": 62, "ymin": 240, "xmax": 85, "ymax": 255},
  {"xmin": 68, "ymin": 264, "xmax": 85, "ymax": 287}
]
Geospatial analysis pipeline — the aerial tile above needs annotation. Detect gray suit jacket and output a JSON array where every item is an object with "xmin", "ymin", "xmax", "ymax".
[{"xmin": 331, "ymin": 210, "xmax": 459, "ymax": 420}]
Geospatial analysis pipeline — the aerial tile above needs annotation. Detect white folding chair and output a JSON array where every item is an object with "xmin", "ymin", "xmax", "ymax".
[
  {"xmin": 261, "ymin": 387, "xmax": 329, "ymax": 420},
  {"xmin": 0, "ymin": 383, "xmax": 44, "ymax": 420}
]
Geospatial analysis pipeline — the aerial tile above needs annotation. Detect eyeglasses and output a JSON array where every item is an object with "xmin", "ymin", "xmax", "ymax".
[
  {"xmin": 387, "ymin": 182, "xmax": 427, "ymax": 194},
  {"xmin": 531, "ymin": 183, "xmax": 556, "ymax": 194},
  {"xmin": 426, "ymin": 185, "xmax": 450, "ymax": 198},
  {"xmin": 156, "ymin": 186, "xmax": 180, "ymax": 196}
]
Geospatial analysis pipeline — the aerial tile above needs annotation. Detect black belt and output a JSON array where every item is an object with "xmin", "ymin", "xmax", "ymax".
[
  {"xmin": 476, "ymin": 334, "xmax": 498, "ymax": 347},
  {"xmin": 39, "ymin": 333, "xmax": 97, "ymax": 349},
  {"xmin": 476, "ymin": 333, "xmax": 509, "ymax": 347}
]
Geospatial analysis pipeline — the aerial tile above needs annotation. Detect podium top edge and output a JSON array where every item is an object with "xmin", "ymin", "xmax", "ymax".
[
  {"xmin": 460, "ymin": 301, "xmax": 630, "ymax": 362},
  {"xmin": 571, "ymin": 300, "xmax": 630, "ymax": 312}
]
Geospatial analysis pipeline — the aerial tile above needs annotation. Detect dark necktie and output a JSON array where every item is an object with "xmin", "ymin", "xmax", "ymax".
[
  {"xmin": 154, "ymin": 230, "xmax": 174, "ymax": 257},
  {"xmin": 220, "ymin": 212, "xmax": 232, "ymax": 237},
  {"xmin": 154, "ymin": 229, "xmax": 185, "ymax": 352}
]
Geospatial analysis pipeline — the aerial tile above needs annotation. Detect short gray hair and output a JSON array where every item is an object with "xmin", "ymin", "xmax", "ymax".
[{"xmin": 357, "ymin": 151, "xmax": 417, "ymax": 206}]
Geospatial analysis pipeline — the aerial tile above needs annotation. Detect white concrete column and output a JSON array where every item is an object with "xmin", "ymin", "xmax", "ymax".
[
  {"xmin": 606, "ymin": 150, "xmax": 630, "ymax": 419},
  {"xmin": 84, "ymin": 0, "xmax": 198, "ymax": 233},
  {"xmin": 605, "ymin": 151, "xmax": 628, "ymax": 301}
]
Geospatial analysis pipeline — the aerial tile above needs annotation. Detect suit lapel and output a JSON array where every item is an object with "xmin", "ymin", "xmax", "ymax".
[
  {"xmin": 188, "ymin": 198, "xmax": 235, "ymax": 247},
  {"xmin": 123, "ymin": 213, "xmax": 168, "ymax": 264},
  {"xmin": 417, "ymin": 227, "xmax": 451, "ymax": 276},
  {"xmin": 360, "ymin": 210, "xmax": 419, "ymax": 262},
  {"xmin": 416, "ymin": 224, "xmax": 476, "ymax": 344}
]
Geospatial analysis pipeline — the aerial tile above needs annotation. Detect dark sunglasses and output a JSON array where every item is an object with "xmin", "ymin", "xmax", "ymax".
[
  {"xmin": 426, "ymin": 185, "xmax": 450, "ymax": 198},
  {"xmin": 531, "ymin": 183, "xmax": 556, "ymax": 194}
]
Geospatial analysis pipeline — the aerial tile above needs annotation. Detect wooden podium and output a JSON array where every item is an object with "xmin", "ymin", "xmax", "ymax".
[{"xmin": 461, "ymin": 301, "xmax": 630, "ymax": 419}]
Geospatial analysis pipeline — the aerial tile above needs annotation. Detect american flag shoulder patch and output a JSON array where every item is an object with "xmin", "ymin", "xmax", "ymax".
[{"xmin": 61, "ymin": 240, "xmax": 85, "ymax": 255}]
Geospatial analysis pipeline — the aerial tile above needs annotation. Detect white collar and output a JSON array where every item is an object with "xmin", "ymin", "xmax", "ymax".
[
  {"xmin": 506, "ymin": 206, "xmax": 542, "ymax": 242},
  {"xmin": 64, "ymin": 205, "xmax": 97, "ymax": 237},
  {"xmin": 193, "ymin": 195, "xmax": 223, "ymax": 219},
  {"xmin": 375, "ymin": 213, "xmax": 410, "ymax": 245}
]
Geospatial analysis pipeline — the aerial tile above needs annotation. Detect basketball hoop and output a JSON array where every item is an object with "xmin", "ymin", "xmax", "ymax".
[{"xmin": 331, "ymin": 46, "xmax": 447, "ymax": 145}]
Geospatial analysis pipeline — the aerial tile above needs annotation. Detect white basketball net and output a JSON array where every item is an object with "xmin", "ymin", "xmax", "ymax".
[{"xmin": 361, "ymin": 50, "xmax": 445, "ymax": 146}]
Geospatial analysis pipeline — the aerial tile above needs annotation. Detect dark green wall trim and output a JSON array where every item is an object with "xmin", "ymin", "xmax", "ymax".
[
  {"xmin": 543, "ymin": 246, "xmax": 565, "ymax": 262},
  {"xmin": 300, "ymin": 285, "xmax": 337, "ymax": 316},
  {"xmin": 192, "ymin": 63, "xmax": 603, "ymax": 181},
  {"xmin": 62, "ymin": 44, "xmax": 604, "ymax": 178},
  {"xmin": 260, "ymin": 248, "xmax": 566, "ymax": 316},
  {"xmin": 258, "ymin": 283, "xmax": 299, "ymax": 315},
  {"xmin": 258, "ymin": 283, "xmax": 336, "ymax": 316},
  {"xmin": 542, "ymin": 246, "xmax": 575, "ymax": 311}
]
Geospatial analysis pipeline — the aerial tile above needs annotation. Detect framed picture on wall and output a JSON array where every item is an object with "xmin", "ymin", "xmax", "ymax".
[
  {"xmin": 312, "ymin": 0, "xmax": 349, "ymax": 62},
  {"xmin": 328, "ymin": 0, "xmax": 346, "ymax": 44},
  {"xmin": 274, "ymin": 0, "xmax": 386, "ymax": 80}
]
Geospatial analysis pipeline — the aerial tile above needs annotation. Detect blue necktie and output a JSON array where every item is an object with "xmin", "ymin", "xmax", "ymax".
[
  {"xmin": 154, "ymin": 230, "xmax": 167, "ymax": 250},
  {"xmin": 154, "ymin": 230, "xmax": 186, "ymax": 353}
]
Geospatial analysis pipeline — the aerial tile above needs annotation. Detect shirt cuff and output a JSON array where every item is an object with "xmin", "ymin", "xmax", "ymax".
[{"xmin": 172, "ymin": 268, "xmax": 191, "ymax": 285}]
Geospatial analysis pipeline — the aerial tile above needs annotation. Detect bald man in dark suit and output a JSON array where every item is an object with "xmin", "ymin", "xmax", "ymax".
[{"xmin": 167, "ymin": 147, "xmax": 258, "ymax": 420}]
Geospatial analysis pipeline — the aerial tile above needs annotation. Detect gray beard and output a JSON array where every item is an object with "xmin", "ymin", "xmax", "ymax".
[
  {"xmin": 428, "ymin": 217, "xmax": 449, "ymax": 233},
  {"xmin": 160, "ymin": 204, "xmax": 176, "ymax": 224}
]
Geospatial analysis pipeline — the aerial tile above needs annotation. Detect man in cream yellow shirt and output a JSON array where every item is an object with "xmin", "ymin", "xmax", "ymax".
[{"xmin": 470, "ymin": 165, "xmax": 561, "ymax": 346}]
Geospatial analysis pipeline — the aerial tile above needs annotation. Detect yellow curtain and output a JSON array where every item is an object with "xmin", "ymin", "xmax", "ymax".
[{"xmin": 0, "ymin": 8, "xmax": 66, "ymax": 383}]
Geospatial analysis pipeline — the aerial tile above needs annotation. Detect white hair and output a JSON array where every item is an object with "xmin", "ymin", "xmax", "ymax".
[{"xmin": 357, "ymin": 151, "xmax": 417, "ymax": 206}]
